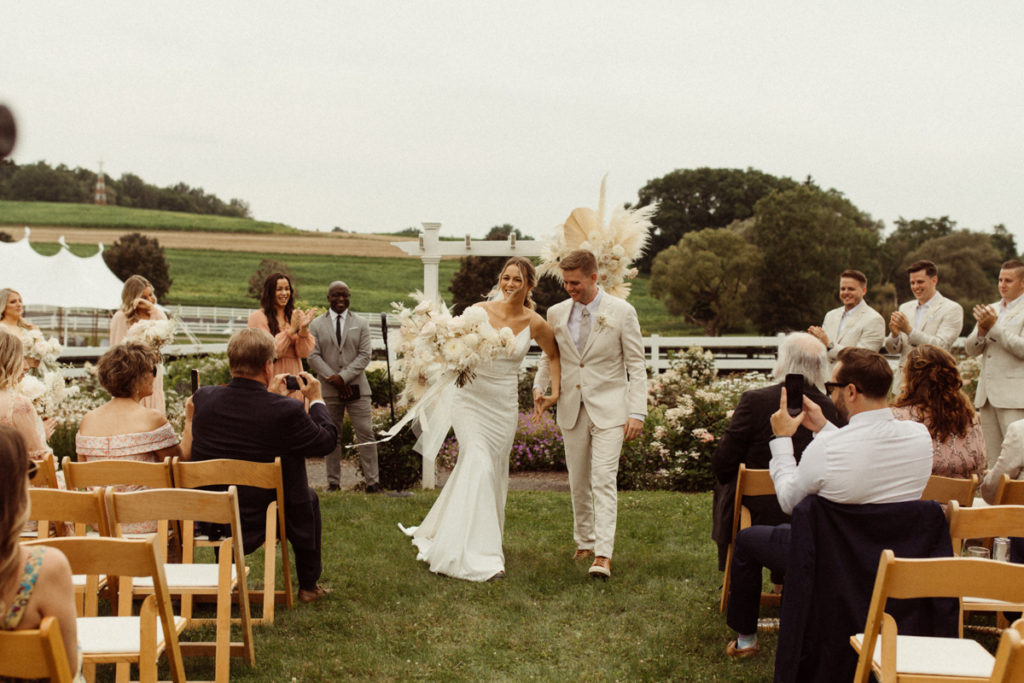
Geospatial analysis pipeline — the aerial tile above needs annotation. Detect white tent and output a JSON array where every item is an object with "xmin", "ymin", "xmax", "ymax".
[{"xmin": 0, "ymin": 228, "xmax": 125, "ymax": 309}]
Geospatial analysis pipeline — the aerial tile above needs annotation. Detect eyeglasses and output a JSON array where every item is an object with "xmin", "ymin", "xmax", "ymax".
[
  {"xmin": 27, "ymin": 459, "xmax": 39, "ymax": 481},
  {"xmin": 825, "ymin": 381, "xmax": 861, "ymax": 394}
]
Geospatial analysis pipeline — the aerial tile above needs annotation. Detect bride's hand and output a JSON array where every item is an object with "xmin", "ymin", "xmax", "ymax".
[{"xmin": 531, "ymin": 394, "xmax": 558, "ymax": 422}]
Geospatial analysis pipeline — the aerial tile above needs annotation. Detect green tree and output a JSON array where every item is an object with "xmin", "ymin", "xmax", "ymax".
[
  {"xmin": 633, "ymin": 167, "xmax": 798, "ymax": 272},
  {"xmin": 649, "ymin": 227, "xmax": 761, "ymax": 335},
  {"xmin": 248, "ymin": 259, "xmax": 294, "ymax": 301},
  {"xmin": 748, "ymin": 185, "xmax": 882, "ymax": 333},
  {"xmin": 102, "ymin": 233, "xmax": 173, "ymax": 300},
  {"xmin": 7, "ymin": 161, "xmax": 86, "ymax": 202},
  {"xmin": 990, "ymin": 224, "xmax": 1019, "ymax": 262},
  {"xmin": 879, "ymin": 216, "xmax": 956, "ymax": 286}
]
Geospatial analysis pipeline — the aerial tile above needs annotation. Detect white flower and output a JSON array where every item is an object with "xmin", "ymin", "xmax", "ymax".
[
  {"xmin": 19, "ymin": 375, "xmax": 45, "ymax": 400},
  {"xmin": 499, "ymin": 327, "xmax": 515, "ymax": 343},
  {"xmin": 462, "ymin": 332, "xmax": 480, "ymax": 349},
  {"xmin": 419, "ymin": 321, "xmax": 436, "ymax": 337},
  {"xmin": 460, "ymin": 306, "xmax": 488, "ymax": 327}
]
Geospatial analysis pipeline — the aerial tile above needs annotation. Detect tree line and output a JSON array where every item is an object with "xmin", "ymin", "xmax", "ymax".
[{"xmin": 0, "ymin": 159, "xmax": 251, "ymax": 218}]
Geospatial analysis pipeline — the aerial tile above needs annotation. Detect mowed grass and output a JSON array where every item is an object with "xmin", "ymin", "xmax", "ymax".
[
  {"xmin": 0, "ymin": 200, "xmax": 300, "ymax": 234},
  {"xmin": 160, "ymin": 489, "xmax": 774, "ymax": 682}
]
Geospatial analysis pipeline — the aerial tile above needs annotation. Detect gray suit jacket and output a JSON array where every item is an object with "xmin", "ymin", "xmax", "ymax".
[
  {"xmin": 307, "ymin": 311, "xmax": 372, "ymax": 400},
  {"xmin": 965, "ymin": 297, "xmax": 1024, "ymax": 410}
]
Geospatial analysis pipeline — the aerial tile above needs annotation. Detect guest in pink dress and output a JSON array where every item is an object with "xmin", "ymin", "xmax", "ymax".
[
  {"xmin": 247, "ymin": 272, "xmax": 316, "ymax": 401},
  {"xmin": 891, "ymin": 344, "xmax": 986, "ymax": 479},
  {"xmin": 76, "ymin": 343, "xmax": 182, "ymax": 533},
  {"xmin": 109, "ymin": 275, "xmax": 167, "ymax": 415},
  {"xmin": 0, "ymin": 288, "xmax": 41, "ymax": 370},
  {"xmin": 0, "ymin": 330, "xmax": 51, "ymax": 461}
]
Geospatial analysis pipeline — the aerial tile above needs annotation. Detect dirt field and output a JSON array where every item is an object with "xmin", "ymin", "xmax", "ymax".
[{"xmin": 10, "ymin": 226, "xmax": 417, "ymax": 257}]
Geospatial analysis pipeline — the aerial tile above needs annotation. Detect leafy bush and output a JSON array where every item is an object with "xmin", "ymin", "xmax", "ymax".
[
  {"xmin": 372, "ymin": 408, "xmax": 423, "ymax": 490},
  {"xmin": 102, "ymin": 232, "xmax": 173, "ymax": 299},
  {"xmin": 366, "ymin": 360, "xmax": 401, "ymax": 408}
]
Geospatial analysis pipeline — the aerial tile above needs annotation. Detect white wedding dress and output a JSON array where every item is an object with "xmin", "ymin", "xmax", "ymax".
[{"xmin": 401, "ymin": 326, "xmax": 531, "ymax": 581}]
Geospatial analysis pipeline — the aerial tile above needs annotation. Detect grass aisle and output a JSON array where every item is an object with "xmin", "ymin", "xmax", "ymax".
[{"xmin": 216, "ymin": 489, "xmax": 774, "ymax": 682}]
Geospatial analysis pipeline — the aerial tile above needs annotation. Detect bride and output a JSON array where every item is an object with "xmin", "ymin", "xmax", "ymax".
[{"xmin": 401, "ymin": 257, "xmax": 560, "ymax": 581}]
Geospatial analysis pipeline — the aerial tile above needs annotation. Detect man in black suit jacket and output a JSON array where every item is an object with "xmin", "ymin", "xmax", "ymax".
[
  {"xmin": 184, "ymin": 328, "xmax": 338, "ymax": 604},
  {"xmin": 710, "ymin": 332, "xmax": 841, "ymax": 570}
]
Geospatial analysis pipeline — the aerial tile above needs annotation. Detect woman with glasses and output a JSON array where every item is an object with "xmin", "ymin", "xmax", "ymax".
[
  {"xmin": 0, "ymin": 426, "xmax": 84, "ymax": 682},
  {"xmin": 75, "ymin": 343, "xmax": 181, "ymax": 532},
  {"xmin": 0, "ymin": 330, "xmax": 50, "ymax": 461},
  {"xmin": 890, "ymin": 344, "xmax": 985, "ymax": 478}
]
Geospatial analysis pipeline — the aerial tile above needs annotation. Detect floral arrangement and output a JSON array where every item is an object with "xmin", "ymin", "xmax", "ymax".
[
  {"xmin": 19, "ymin": 370, "xmax": 80, "ymax": 418},
  {"xmin": 391, "ymin": 293, "xmax": 517, "ymax": 406},
  {"xmin": 123, "ymin": 318, "xmax": 177, "ymax": 351},
  {"xmin": 22, "ymin": 328, "xmax": 62, "ymax": 370},
  {"xmin": 538, "ymin": 175, "xmax": 656, "ymax": 299}
]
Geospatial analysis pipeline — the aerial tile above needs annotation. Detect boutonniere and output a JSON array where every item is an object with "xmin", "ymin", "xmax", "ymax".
[{"xmin": 595, "ymin": 313, "xmax": 611, "ymax": 330}]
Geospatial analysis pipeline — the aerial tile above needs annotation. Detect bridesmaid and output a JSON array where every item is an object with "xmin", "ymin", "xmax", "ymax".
[
  {"xmin": 0, "ymin": 288, "xmax": 41, "ymax": 369},
  {"xmin": 109, "ymin": 275, "xmax": 167, "ymax": 415},
  {"xmin": 247, "ymin": 273, "xmax": 316, "ymax": 400}
]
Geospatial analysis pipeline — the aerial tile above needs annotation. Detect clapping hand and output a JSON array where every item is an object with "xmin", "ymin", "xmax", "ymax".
[
  {"xmin": 291, "ymin": 308, "xmax": 317, "ymax": 333},
  {"xmin": 889, "ymin": 310, "xmax": 911, "ymax": 336},
  {"xmin": 973, "ymin": 304, "xmax": 997, "ymax": 334}
]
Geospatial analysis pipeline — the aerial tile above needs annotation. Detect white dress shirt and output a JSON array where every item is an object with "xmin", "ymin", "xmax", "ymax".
[{"xmin": 768, "ymin": 408, "xmax": 933, "ymax": 514}]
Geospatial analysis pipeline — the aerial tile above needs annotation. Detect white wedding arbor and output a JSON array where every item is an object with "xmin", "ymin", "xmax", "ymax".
[{"xmin": 391, "ymin": 222, "xmax": 545, "ymax": 487}]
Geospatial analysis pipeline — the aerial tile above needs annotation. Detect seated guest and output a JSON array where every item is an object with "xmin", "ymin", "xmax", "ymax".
[
  {"xmin": 890, "ymin": 344, "xmax": 986, "ymax": 479},
  {"xmin": 725, "ymin": 348, "xmax": 932, "ymax": 658},
  {"xmin": 0, "ymin": 329, "xmax": 51, "ymax": 460},
  {"xmin": 0, "ymin": 426, "xmax": 83, "ymax": 681},
  {"xmin": 711, "ymin": 332, "xmax": 839, "ymax": 570},
  {"xmin": 183, "ymin": 328, "xmax": 338, "ymax": 604},
  {"xmin": 980, "ymin": 418, "xmax": 1024, "ymax": 503}
]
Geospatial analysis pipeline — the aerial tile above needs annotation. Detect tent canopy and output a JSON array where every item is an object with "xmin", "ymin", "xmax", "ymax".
[{"xmin": 0, "ymin": 228, "xmax": 126, "ymax": 309}]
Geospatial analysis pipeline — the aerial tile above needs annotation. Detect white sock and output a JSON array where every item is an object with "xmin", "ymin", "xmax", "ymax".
[{"xmin": 737, "ymin": 633, "xmax": 757, "ymax": 649}]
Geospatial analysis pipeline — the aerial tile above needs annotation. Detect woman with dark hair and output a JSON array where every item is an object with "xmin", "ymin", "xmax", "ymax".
[
  {"xmin": 247, "ymin": 273, "xmax": 316, "ymax": 400},
  {"xmin": 0, "ymin": 330, "xmax": 50, "ymax": 460},
  {"xmin": 76, "ymin": 343, "xmax": 181, "ymax": 532},
  {"xmin": 109, "ymin": 275, "xmax": 168, "ymax": 414},
  {"xmin": 891, "ymin": 344, "xmax": 985, "ymax": 478},
  {"xmin": 0, "ymin": 426, "xmax": 83, "ymax": 681}
]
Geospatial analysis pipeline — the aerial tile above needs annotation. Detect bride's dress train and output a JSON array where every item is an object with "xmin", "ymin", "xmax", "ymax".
[{"xmin": 400, "ymin": 326, "xmax": 531, "ymax": 581}]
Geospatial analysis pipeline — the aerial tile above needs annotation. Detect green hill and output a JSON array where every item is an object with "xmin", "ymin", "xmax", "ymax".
[{"xmin": 0, "ymin": 200, "xmax": 301, "ymax": 234}]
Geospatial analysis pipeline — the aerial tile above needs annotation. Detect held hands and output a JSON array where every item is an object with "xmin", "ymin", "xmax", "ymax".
[
  {"xmin": 771, "ymin": 388, "xmax": 827, "ymax": 438},
  {"xmin": 973, "ymin": 304, "xmax": 997, "ymax": 335},
  {"xmin": 889, "ymin": 310, "xmax": 911, "ymax": 336},
  {"xmin": 531, "ymin": 386, "xmax": 558, "ymax": 423}
]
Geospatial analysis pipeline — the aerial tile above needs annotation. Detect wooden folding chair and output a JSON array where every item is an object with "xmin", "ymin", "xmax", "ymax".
[
  {"xmin": 30, "ymin": 451, "xmax": 60, "ymax": 488},
  {"xmin": 106, "ymin": 486, "xmax": 255, "ymax": 683},
  {"xmin": 172, "ymin": 456, "xmax": 294, "ymax": 624},
  {"xmin": 719, "ymin": 465, "xmax": 779, "ymax": 613},
  {"xmin": 24, "ymin": 536, "xmax": 187, "ymax": 683},
  {"xmin": 921, "ymin": 473, "xmax": 979, "ymax": 507},
  {"xmin": 947, "ymin": 500, "xmax": 1024, "ymax": 630},
  {"xmin": 851, "ymin": 549, "xmax": 1024, "ymax": 682},
  {"xmin": 27, "ymin": 487, "xmax": 110, "ymax": 615},
  {"xmin": 990, "ymin": 619, "xmax": 1024, "ymax": 683},
  {"xmin": 63, "ymin": 455, "xmax": 174, "ymax": 491},
  {"xmin": 0, "ymin": 616, "xmax": 75, "ymax": 683},
  {"xmin": 994, "ymin": 474, "xmax": 1024, "ymax": 505}
]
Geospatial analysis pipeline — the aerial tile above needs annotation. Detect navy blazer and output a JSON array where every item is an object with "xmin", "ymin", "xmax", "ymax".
[{"xmin": 190, "ymin": 377, "xmax": 338, "ymax": 553}]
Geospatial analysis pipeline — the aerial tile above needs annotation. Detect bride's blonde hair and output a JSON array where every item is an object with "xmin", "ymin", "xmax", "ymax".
[{"xmin": 490, "ymin": 257, "xmax": 537, "ymax": 310}]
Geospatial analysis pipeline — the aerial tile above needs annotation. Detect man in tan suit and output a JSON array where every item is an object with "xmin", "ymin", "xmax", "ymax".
[
  {"xmin": 535, "ymin": 249, "xmax": 647, "ymax": 579},
  {"xmin": 883, "ymin": 259, "xmax": 963, "ymax": 390},
  {"xmin": 965, "ymin": 259, "xmax": 1024, "ymax": 466},
  {"xmin": 808, "ymin": 269, "xmax": 885, "ymax": 362}
]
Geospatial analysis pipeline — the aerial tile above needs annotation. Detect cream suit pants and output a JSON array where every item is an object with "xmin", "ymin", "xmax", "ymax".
[
  {"xmin": 563, "ymin": 404, "xmax": 624, "ymax": 558},
  {"xmin": 980, "ymin": 403, "xmax": 1024, "ymax": 468}
]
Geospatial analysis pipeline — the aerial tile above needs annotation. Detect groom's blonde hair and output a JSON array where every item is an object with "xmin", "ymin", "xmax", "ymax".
[{"xmin": 559, "ymin": 249, "xmax": 597, "ymax": 276}]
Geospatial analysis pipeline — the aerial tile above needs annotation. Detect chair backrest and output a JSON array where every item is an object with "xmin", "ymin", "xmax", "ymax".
[
  {"xmin": 733, "ymin": 465, "xmax": 776, "ymax": 530},
  {"xmin": 27, "ymin": 487, "xmax": 109, "ymax": 537},
  {"xmin": 946, "ymin": 500, "xmax": 1024, "ymax": 553},
  {"xmin": 63, "ymin": 455, "xmax": 173, "ymax": 489},
  {"xmin": 920, "ymin": 473, "xmax": 978, "ymax": 507},
  {"xmin": 995, "ymin": 474, "xmax": 1024, "ymax": 505},
  {"xmin": 23, "ymin": 536, "xmax": 186, "ymax": 682},
  {"xmin": 854, "ymin": 550, "xmax": 1024, "ymax": 683},
  {"xmin": 0, "ymin": 616, "xmax": 74, "ymax": 682},
  {"xmin": 29, "ymin": 452, "xmax": 59, "ymax": 489},
  {"xmin": 990, "ymin": 619, "xmax": 1024, "ymax": 683}
]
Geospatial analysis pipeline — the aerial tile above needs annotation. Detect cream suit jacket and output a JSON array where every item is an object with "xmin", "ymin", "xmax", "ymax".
[
  {"xmin": 535, "ymin": 293, "xmax": 648, "ymax": 430},
  {"xmin": 821, "ymin": 303, "xmax": 885, "ymax": 361},
  {"xmin": 883, "ymin": 291, "xmax": 963, "ymax": 368},
  {"xmin": 964, "ymin": 297, "xmax": 1024, "ymax": 409}
]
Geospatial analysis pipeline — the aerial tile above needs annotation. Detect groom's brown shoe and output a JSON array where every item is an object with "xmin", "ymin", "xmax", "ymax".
[
  {"xmin": 572, "ymin": 548, "xmax": 594, "ymax": 561},
  {"xmin": 589, "ymin": 556, "xmax": 610, "ymax": 580}
]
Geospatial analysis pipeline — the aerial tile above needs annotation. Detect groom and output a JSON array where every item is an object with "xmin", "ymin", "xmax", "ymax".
[{"xmin": 535, "ymin": 249, "xmax": 647, "ymax": 579}]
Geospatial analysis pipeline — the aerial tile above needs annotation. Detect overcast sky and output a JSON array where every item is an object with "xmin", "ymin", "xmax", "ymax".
[{"xmin": 5, "ymin": 2, "xmax": 1022, "ymax": 248}]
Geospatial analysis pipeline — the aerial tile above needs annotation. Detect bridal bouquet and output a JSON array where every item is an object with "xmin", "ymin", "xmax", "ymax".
[
  {"xmin": 123, "ymin": 318, "xmax": 177, "ymax": 351},
  {"xmin": 392, "ymin": 293, "xmax": 517, "ymax": 406},
  {"xmin": 19, "ymin": 370, "xmax": 80, "ymax": 417},
  {"xmin": 23, "ymin": 328, "xmax": 62, "ymax": 370}
]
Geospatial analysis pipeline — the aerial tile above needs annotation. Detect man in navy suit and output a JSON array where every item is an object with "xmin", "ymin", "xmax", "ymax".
[{"xmin": 185, "ymin": 328, "xmax": 338, "ymax": 604}]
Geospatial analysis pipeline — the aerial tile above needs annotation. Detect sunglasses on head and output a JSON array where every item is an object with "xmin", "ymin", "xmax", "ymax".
[{"xmin": 825, "ymin": 381, "xmax": 862, "ymax": 394}]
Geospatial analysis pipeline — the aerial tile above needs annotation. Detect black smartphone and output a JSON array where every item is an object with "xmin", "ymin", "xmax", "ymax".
[
  {"xmin": 285, "ymin": 375, "xmax": 301, "ymax": 391},
  {"xmin": 190, "ymin": 369, "xmax": 199, "ymax": 395},
  {"xmin": 785, "ymin": 373, "xmax": 804, "ymax": 417}
]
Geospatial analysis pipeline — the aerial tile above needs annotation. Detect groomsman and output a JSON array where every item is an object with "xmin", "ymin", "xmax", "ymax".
[
  {"xmin": 965, "ymin": 260, "xmax": 1024, "ymax": 466},
  {"xmin": 808, "ymin": 269, "xmax": 885, "ymax": 361},
  {"xmin": 883, "ymin": 259, "xmax": 963, "ymax": 390},
  {"xmin": 308, "ymin": 281, "xmax": 380, "ymax": 493},
  {"xmin": 534, "ymin": 249, "xmax": 647, "ymax": 580}
]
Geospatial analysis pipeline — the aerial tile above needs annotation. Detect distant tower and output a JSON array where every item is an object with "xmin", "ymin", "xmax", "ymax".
[{"xmin": 94, "ymin": 161, "xmax": 107, "ymax": 205}]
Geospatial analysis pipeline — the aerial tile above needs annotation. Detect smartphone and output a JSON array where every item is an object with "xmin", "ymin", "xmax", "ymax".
[
  {"xmin": 285, "ymin": 375, "xmax": 301, "ymax": 391},
  {"xmin": 190, "ymin": 369, "xmax": 199, "ymax": 395},
  {"xmin": 785, "ymin": 373, "xmax": 804, "ymax": 417}
]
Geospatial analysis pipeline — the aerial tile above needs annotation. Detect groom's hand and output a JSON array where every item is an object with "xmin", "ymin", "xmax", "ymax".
[{"xmin": 623, "ymin": 418, "xmax": 643, "ymax": 442}]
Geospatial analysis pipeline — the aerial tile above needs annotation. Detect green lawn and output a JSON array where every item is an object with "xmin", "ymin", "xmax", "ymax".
[
  {"xmin": 161, "ymin": 489, "xmax": 775, "ymax": 682},
  {"xmin": 0, "ymin": 200, "xmax": 300, "ymax": 233}
]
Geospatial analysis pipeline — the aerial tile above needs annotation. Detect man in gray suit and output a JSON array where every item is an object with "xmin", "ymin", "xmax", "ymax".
[
  {"xmin": 308, "ymin": 281, "xmax": 380, "ymax": 493},
  {"xmin": 965, "ymin": 259, "xmax": 1024, "ymax": 466}
]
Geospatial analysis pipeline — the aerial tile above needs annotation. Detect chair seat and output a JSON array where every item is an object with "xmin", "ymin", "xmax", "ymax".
[
  {"xmin": 134, "ymin": 564, "xmax": 237, "ymax": 591},
  {"xmin": 78, "ymin": 615, "xmax": 187, "ymax": 655},
  {"xmin": 852, "ymin": 633, "xmax": 995, "ymax": 678},
  {"xmin": 71, "ymin": 573, "xmax": 105, "ymax": 588}
]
